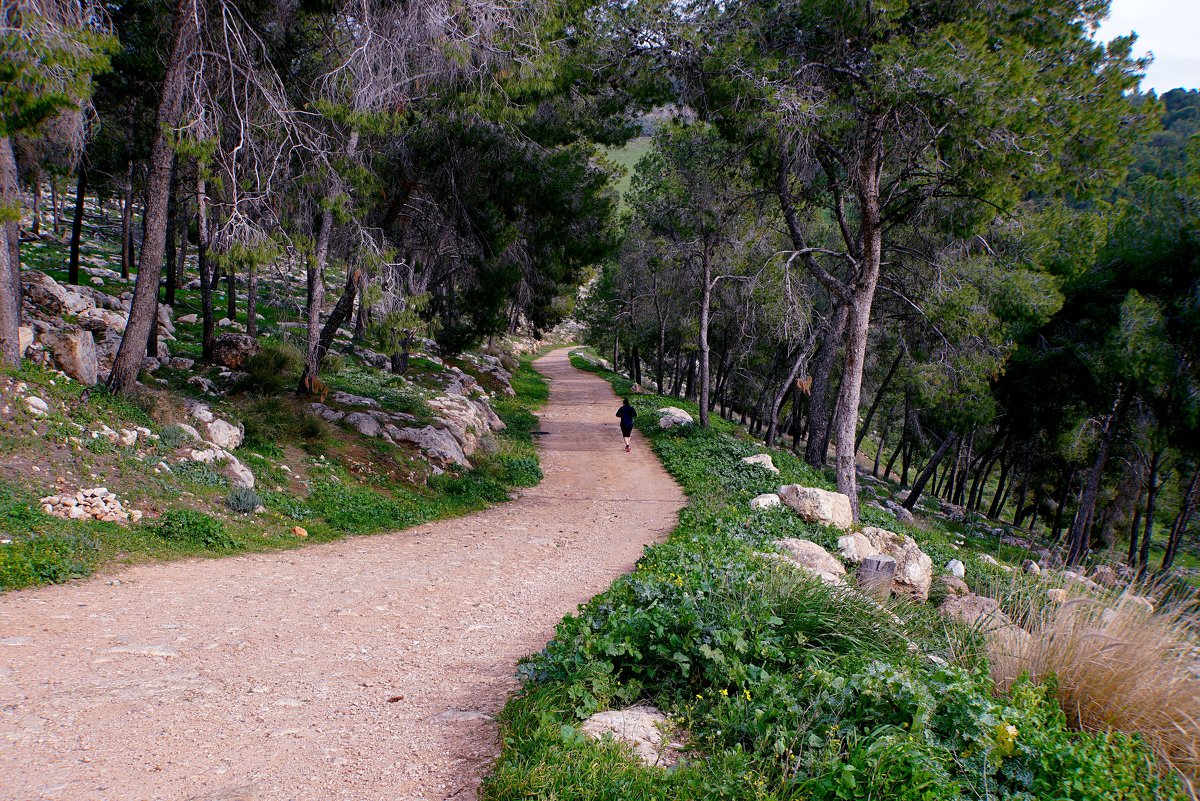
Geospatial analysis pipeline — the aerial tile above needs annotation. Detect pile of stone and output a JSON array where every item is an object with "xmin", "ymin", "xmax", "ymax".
[
  {"xmin": 19, "ymin": 269, "xmax": 176, "ymax": 385},
  {"xmin": 174, "ymin": 403, "xmax": 255, "ymax": 488},
  {"xmin": 39, "ymin": 488, "xmax": 142, "ymax": 524}
]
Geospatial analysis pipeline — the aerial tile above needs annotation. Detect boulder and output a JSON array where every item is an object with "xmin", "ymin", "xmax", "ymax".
[
  {"xmin": 938, "ymin": 593, "xmax": 1011, "ymax": 633},
  {"xmin": 330, "ymin": 391, "xmax": 379, "ymax": 408},
  {"xmin": 1090, "ymin": 564, "xmax": 1119, "ymax": 588},
  {"xmin": 24, "ymin": 396, "xmax": 49, "ymax": 415},
  {"xmin": 77, "ymin": 307, "xmax": 128, "ymax": 334},
  {"xmin": 21, "ymin": 270, "xmax": 69, "ymax": 313},
  {"xmin": 17, "ymin": 326, "xmax": 33, "ymax": 357},
  {"xmin": 657, "ymin": 407, "xmax": 694, "ymax": 429},
  {"xmin": 389, "ymin": 425, "xmax": 470, "ymax": 468},
  {"xmin": 856, "ymin": 554, "xmax": 897, "ymax": 599},
  {"xmin": 946, "ymin": 559, "xmax": 966, "ymax": 579},
  {"xmin": 749, "ymin": 493, "xmax": 781, "ymax": 511},
  {"xmin": 225, "ymin": 456, "xmax": 255, "ymax": 489},
  {"xmin": 836, "ymin": 532, "xmax": 874, "ymax": 563},
  {"xmin": 939, "ymin": 575, "xmax": 970, "ymax": 597},
  {"xmin": 1046, "ymin": 588, "xmax": 1068, "ymax": 603},
  {"xmin": 40, "ymin": 326, "xmax": 98, "ymax": 385},
  {"xmin": 177, "ymin": 423, "xmax": 202, "ymax": 441},
  {"xmin": 777, "ymin": 485, "xmax": 853, "ymax": 530},
  {"xmin": 1061, "ymin": 570, "xmax": 1101, "ymax": 591},
  {"xmin": 211, "ymin": 333, "xmax": 261, "ymax": 369},
  {"xmin": 344, "ymin": 412, "xmax": 383, "ymax": 438},
  {"xmin": 204, "ymin": 418, "xmax": 244, "ymax": 451},
  {"xmin": 1022, "ymin": 559, "xmax": 1041, "ymax": 575},
  {"xmin": 859, "ymin": 527, "xmax": 933, "ymax": 603},
  {"xmin": 580, "ymin": 705, "xmax": 683, "ymax": 768},
  {"xmin": 177, "ymin": 313, "xmax": 199, "ymax": 324},
  {"xmin": 741, "ymin": 453, "xmax": 779, "ymax": 474},
  {"xmin": 884, "ymin": 499, "xmax": 915, "ymax": 524},
  {"xmin": 309, "ymin": 403, "xmax": 345, "ymax": 422},
  {"xmin": 775, "ymin": 538, "xmax": 847, "ymax": 585}
]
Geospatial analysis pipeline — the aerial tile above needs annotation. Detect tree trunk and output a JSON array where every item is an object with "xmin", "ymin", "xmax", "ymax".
[
  {"xmin": 164, "ymin": 176, "xmax": 177, "ymax": 306},
  {"xmin": 245, "ymin": 258, "xmax": 258, "ymax": 339},
  {"xmin": 989, "ymin": 457, "xmax": 1012, "ymax": 519},
  {"xmin": 197, "ymin": 174, "xmax": 215, "ymax": 362},
  {"xmin": 225, "ymin": 262, "xmax": 236, "ymax": 322},
  {"xmin": 903, "ymin": 432, "xmax": 958, "ymax": 511},
  {"xmin": 107, "ymin": 0, "xmax": 194, "ymax": 393},
  {"xmin": 31, "ymin": 175, "xmax": 41, "ymax": 237},
  {"xmin": 1161, "ymin": 464, "xmax": 1199, "ymax": 573},
  {"xmin": 766, "ymin": 341, "xmax": 813, "ymax": 447},
  {"xmin": 299, "ymin": 208, "xmax": 333, "ymax": 394},
  {"xmin": 67, "ymin": 166, "xmax": 87, "ymax": 286},
  {"xmin": 805, "ymin": 303, "xmax": 848, "ymax": 467},
  {"xmin": 50, "ymin": 177, "xmax": 60, "ymax": 235},
  {"xmin": 121, "ymin": 159, "xmax": 134, "ymax": 279},
  {"xmin": 698, "ymin": 253, "xmax": 712, "ymax": 427},
  {"xmin": 1127, "ymin": 505, "xmax": 1142, "ymax": 565},
  {"xmin": 855, "ymin": 349, "xmax": 903, "ymax": 452},
  {"xmin": 1066, "ymin": 385, "xmax": 1131, "ymax": 565},
  {"xmin": 0, "ymin": 137, "xmax": 19, "ymax": 367},
  {"xmin": 353, "ymin": 267, "xmax": 369, "ymax": 340},
  {"xmin": 317, "ymin": 269, "xmax": 359, "ymax": 360},
  {"xmin": 1137, "ymin": 448, "xmax": 1163, "ymax": 575}
]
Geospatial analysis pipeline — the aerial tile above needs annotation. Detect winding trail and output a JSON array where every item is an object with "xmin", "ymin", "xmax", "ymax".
[{"xmin": 0, "ymin": 348, "xmax": 685, "ymax": 801}]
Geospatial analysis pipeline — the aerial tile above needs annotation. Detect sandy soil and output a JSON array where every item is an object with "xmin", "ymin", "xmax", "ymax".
[{"xmin": 0, "ymin": 348, "xmax": 685, "ymax": 801}]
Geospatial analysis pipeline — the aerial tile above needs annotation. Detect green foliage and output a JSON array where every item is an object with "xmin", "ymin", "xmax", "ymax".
[
  {"xmin": 497, "ymin": 455, "xmax": 542, "ymax": 487},
  {"xmin": 241, "ymin": 399, "xmax": 326, "ymax": 453},
  {"xmin": 0, "ymin": 484, "xmax": 98, "ymax": 589},
  {"xmin": 260, "ymin": 490, "xmax": 312, "ymax": 521},
  {"xmin": 233, "ymin": 341, "xmax": 303, "ymax": 396},
  {"xmin": 306, "ymin": 476, "xmax": 422, "ymax": 534},
  {"xmin": 326, "ymin": 367, "xmax": 432, "ymax": 420},
  {"xmin": 485, "ymin": 363, "xmax": 1185, "ymax": 800},
  {"xmin": 158, "ymin": 425, "xmax": 191, "ymax": 449},
  {"xmin": 173, "ymin": 460, "xmax": 228, "ymax": 489},
  {"xmin": 225, "ymin": 486, "xmax": 262, "ymax": 514},
  {"xmin": 152, "ymin": 509, "xmax": 237, "ymax": 550}
]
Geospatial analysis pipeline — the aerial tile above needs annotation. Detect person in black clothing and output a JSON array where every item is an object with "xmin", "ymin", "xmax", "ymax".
[{"xmin": 615, "ymin": 398, "xmax": 637, "ymax": 452}]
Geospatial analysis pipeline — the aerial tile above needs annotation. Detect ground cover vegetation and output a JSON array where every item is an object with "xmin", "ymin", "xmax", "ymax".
[{"xmin": 482, "ymin": 356, "xmax": 1195, "ymax": 800}]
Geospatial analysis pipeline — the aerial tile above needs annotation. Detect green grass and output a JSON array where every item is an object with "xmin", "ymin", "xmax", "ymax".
[
  {"xmin": 605, "ymin": 136, "xmax": 653, "ymax": 203},
  {"xmin": 480, "ymin": 356, "xmax": 1187, "ymax": 801}
]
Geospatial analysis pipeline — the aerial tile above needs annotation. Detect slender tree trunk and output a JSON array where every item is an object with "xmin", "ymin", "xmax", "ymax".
[
  {"xmin": 1049, "ymin": 469, "xmax": 1073, "ymax": 546},
  {"xmin": 672, "ymin": 349, "xmax": 683, "ymax": 397},
  {"xmin": 656, "ymin": 318, "xmax": 666, "ymax": 393},
  {"xmin": 50, "ymin": 177, "xmax": 60, "ymax": 235},
  {"xmin": 353, "ymin": 267, "xmax": 369, "ymax": 340},
  {"xmin": 855, "ymin": 349, "xmax": 903, "ymax": 452},
  {"xmin": 805, "ymin": 303, "xmax": 848, "ymax": 467},
  {"xmin": 67, "ymin": 166, "xmax": 87, "ymax": 286},
  {"xmin": 299, "ymin": 208, "xmax": 333, "ymax": 393},
  {"xmin": 766, "ymin": 340, "xmax": 813, "ymax": 447},
  {"xmin": 245, "ymin": 259, "xmax": 258, "ymax": 338},
  {"xmin": 1138, "ymin": 448, "xmax": 1163, "ymax": 575},
  {"xmin": 31, "ymin": 175, "xmax": 41, "ymax": 237},
  {"xmin": 698, "ymin": 253, "xmax": 712, "ymax": 427},
  {"xmin": 989, "ymin": 457, "xmax": 1012, "ymax": 519},
  {"xmin": 884, "ymin": 426, "xmax": 906, "ymax": 482},
  {"xmin": 684, "ymin": 351, "xmax": 695, "ymax": 401},
  {"xmin": 121, "ymin": 159, "xmax": 134, "ymax": 279},
  {"xmin": 164, "ymin": 176, "xmax": 177, "ymax": 306},
  {"xmin": 225, "ymin": 262, "xmax": 236, "ymax": 322},
  {"xmin": 0, "ymin": 137, "xmax": 19, "ymax": 367},
  {"xmin": 903, "ymin": 432, "xmax": 958, "ymax": 511},
  {"xmin": 197, "ymin": 174, "xmax": 215, "ymax": 362},
  {"xmin": 1127, "ymin": 506, "xmax": 1142, "ymax": 565},
  {"xmin": 317, "ymin": 268, "xmax": 359, "ymax": 360},
  {"xmin": 1066, "ymin": 385, "xmax": 1131, "ymax": 565},
  {"xmin": 1161, "ymin": 464, "xmax": 1199, "ymax": 573},
  {"xmin": 107, "ymin": 0, "xmax": 194, "ymax": 393},
  {"xmin": 873, "ymin": 413, "xmax": 891, "ymax": 477}
]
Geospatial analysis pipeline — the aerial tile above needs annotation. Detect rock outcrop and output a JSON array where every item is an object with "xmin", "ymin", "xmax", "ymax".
[
  {"xmin": 741, "ymin": 453, "xmax": 779, "ymax": 473},
  {"xmin": 657, "ymin": 407, "xmax": 694, "ymax": 429},
  {"xmin": 777, "ymin": 485, "xmax": 853, "ymax": 530},
  {"xmin": 775, "ymin": 538, "xmax": 847, "ymax": 585},
  {"xmin": 858, "ymin": 526, "xmax": 933, "ymax": 603},
  {"xmin": 580, "ymin": 706, "xmax": 684, "ymax": 768}
]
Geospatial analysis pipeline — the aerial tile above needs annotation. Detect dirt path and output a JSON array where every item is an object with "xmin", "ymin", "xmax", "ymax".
[{"xmin": 0, "ymin": 348, "xmax": 685, "ymax": 801}]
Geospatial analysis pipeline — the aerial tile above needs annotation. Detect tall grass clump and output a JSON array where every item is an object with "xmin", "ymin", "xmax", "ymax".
[{"xmin": 989, "ymin": 584, "xmax": 1200, "ymax": 792}]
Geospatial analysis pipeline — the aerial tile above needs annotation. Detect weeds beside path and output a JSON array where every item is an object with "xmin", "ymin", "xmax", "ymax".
[{"xmin": 0, "ymin": 348, "xmax": 685, "ymax": 801}]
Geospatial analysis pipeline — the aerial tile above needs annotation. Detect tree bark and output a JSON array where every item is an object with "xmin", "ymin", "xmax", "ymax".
[
  {"xmin": 0, "ymin": 137, "xmax": 19, "ymax": 367},
  {"xmin": 1161, "ymin": 464, "xmax": 1199, "ymax": 573},
  {"xmin": 50, "ymin": 177, "xmax": 60, "ymax": 234},
  {"xmin": 855, "ymin": 349, "xmax": 902, "ymax": 452},
  {"xmin": 30, "ymin": 175, "xmax": 41, "ymax": 237},
  {"xmin": 317, "ymin": 268, "xmax": 359, "ymax": 361},
  {"xmin": 1065, "ymin": 385, "xmax": 1131, "ymax": 565},
  {"xmin": 164, "ymin": 175, "xmax": 177, "ymax": 306},
  {"xmin": 805, "ymin": 302, "xmax": 848, "ymax": 467},
  {"xmin": 107, "ymin": 0, "xmax": 194, "ymax": 393},
  {"xmin": 197, "ymin": 173, "xmax": 215, "ymax": 362},
  {"xmin": 299, "ymin": 208, "xmax": 333, "ymax": 393},
  {"xmin": 766, "ymin": 340, "xmax": 813, "ymax": 447},
  {"xmin": 120, "ymin": 158, "xmax": 134, "ymax": 279},
  {"xmin": 245, "ymin": 258, "xmax": 258, "ymax": 339},
  {"xmin": 1137, "ymin": 447, "xmax": 1163, "ymax": 575},
  {"xmin": 225, "ymin": 262, "xmax": 236, "ymax": 322},
  {"xmin": 67, "ymin": 166, "xmax": 87, "ymax": 286},
  {"xmin": 698, "ymin": 251, "xmax": 712, "ymax": 427},
  {"xmin": 903, "ymin": 432, "xmax": 958, "ymax": 511}
]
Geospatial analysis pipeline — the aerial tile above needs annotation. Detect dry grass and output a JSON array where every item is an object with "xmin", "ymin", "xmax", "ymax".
[{"xmin": 986, "ymin": 581, "xmax": 1200, "ymax": 794}]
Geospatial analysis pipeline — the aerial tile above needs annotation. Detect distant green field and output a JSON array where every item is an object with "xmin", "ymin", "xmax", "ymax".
[{"xmin": 604, "ymin": 136, "xmax": 652, "ymax": 202}]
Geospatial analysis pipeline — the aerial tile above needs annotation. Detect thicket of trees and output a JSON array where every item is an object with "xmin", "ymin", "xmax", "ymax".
[{"xmin": 1, "ymin": 0, "xmax": 1197, "ymax": 570}]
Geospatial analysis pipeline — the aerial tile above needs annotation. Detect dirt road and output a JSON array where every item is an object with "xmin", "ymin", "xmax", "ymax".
[{"xmin": 0, "ymin": 348, "xmax": 685, "ymax": 801}]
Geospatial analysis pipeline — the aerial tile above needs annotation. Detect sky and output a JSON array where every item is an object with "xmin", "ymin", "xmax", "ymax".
[{"xmin": 1096, "ymin": 0, "xmax": 1200, "ymax": 93}]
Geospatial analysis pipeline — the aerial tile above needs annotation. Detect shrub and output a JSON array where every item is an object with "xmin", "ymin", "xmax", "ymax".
[
  {"xmin": 153, "ymin": 509, "xmax": 238, "ymax": 550},
  {"xmin": 260, "ymin": 490, "xmax": 312, "ymax": 520},
  {"xmin": 173, "ymin": 459, "xmax": 228, "ymax": 488},
  {"xmin": 158, "ymin": 424, "xmax": 191, "ymax": 449},
  {"xmin": 241, "ymin": 398, "xmax": 325, "ymax": 453},
  {"xmin": 225, "ymin": 486, "xmax": 262, "ymax": 514},
  {"xmin": 498, "ymin": 455, "xmax": 542, "ymax": 487},
  {"xmin": 307, "ymin": 477, "xmax": 420, "ymax": 533},
  {"xmin": 0, "ymin": 532, "xmax": 97, "ymax": 590},
  {"xmin": 233, "ymin": 340, "xmax": 302, "ymax": 396},
  {"xmin": 988, "ymin": 584, "xmax": 1200, "ymax": 787},
  {"xmin": 428, "ymin": 471, "xmax": 509, "ymax": 504}
]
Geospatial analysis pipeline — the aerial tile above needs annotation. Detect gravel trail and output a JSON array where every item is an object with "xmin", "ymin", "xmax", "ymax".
[{"xmin": 0, "ymin": 348, "xmax": 685, "ymax": 801}]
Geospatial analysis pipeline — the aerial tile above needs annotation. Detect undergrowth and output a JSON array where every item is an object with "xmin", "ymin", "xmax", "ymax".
[{"xmin": 480, "ymin": 355, "xmax": 1187, "ymax": 801}]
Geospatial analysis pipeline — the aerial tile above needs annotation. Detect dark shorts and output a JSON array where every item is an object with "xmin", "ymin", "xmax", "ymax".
[{"xmin": 620, "ymin": 423, "xmax": 633, "ymax": 437}]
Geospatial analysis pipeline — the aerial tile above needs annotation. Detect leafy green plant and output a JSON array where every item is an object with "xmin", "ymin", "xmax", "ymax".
[
  {"xmin": 497, "ymin": 455, "xmax": 542, "ymax": 487},
  {"xmin": 225, "ymin": 486, "xmax": 262, "ymax": 514},
  {"xmin": 152, "ymin": 509, "xmax": 238, "ymax": 550},
  {"xmin": 173, "ymin": 459, "xmax": 228, "ymax": 488}
]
